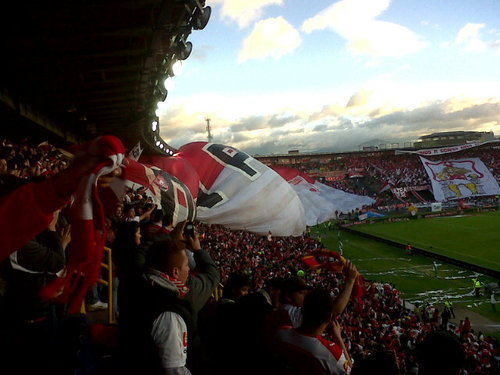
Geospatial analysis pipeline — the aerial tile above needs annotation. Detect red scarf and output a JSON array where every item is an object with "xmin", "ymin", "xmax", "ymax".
[{"xmin": 40, "ymin": 135, "xmax": 125, "ymax": 313}]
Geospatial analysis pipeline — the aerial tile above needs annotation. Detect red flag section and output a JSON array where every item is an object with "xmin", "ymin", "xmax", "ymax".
[
  {"xmin": 139, "ymin": 154, "xmax": 200, "ymax": 200},
  {"xmin": 176, "ymin": 142, "xmax": 306, "ymax": 236},
  {"xmin": 124, "ymin": 158, "xmax": 196, "ymax": 225}
]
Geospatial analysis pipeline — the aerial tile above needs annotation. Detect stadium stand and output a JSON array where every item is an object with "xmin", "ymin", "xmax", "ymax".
[
  {"xmin": 2, "ymin": 3, "xmax": 500, "ymax": 372},
  {"xmin": 2, "ymin": 136, "xmax": 500, "ymax": 374}
]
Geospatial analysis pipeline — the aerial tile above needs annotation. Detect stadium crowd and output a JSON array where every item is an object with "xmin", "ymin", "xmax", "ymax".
[{"xmin": 0, "ymin": 136, "xmax": 499, "ymax": 375}]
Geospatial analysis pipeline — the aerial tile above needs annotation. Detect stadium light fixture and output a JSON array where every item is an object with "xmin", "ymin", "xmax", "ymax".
[
  {"xmin": 155, "ymin": 140, "xmax": 161, "ymax": 146},
  {"xmin": 164, "ymin": 77, "xmax": 174, "ymax": 91},
  {"xmin": 191, "ymin": 6, "xmax": 211, "ymax": 30},
  {"xmin": 160, "ymin": 144, "xmax": 164, "ymax": 149},
  {"xmin": 175, "ymin": 39, "xmax": 192, "ymax": 61},
  {"xmin": 152, "ymin": 121, "xmax": 158, "ymax": 132},
  {"xmin": 172, "ymin": 60, "xmax": 184, "ymax": 76}
]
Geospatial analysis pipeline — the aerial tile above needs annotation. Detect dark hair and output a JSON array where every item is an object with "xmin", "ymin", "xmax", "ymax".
[
  {"xmin": 351, "ymin": 350, "xmax": 399, "ymax": 375},
  {"xmin": 222, "ymin": 273, "xmax": 252, "ymax": 299},
  {"xmin": 265, "ymin": 277, "xmax": 284, "ymax": 290},
  {"xmin": 151, "ymin": 208, "xmax": 163, "ymax": 223},
  {"xmin": 417, "ymin": 331, "xmax": 465, "ymax": 375},
  {"xmin": 145, "ymin": 237, "xmax": 182, "ymax": 271},
  {"xmin": 301, "ymin": 289, "xmax": 334, "ymax": 328},
  {"xmin": 123, "ymin": 203, "xmax": 136, "ymax": 213},
  {"xmin": 115, "ymin": 221, "xmax": 140, "ymax": 246}
]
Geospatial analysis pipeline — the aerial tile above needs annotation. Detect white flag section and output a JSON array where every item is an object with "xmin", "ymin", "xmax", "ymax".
[
  {"xmin": 272, "ymin": 166, "xmax": 376, "ymax": 226},
  {"xmin": 420, "ymin": 156, "xmax": 500, "ymax": 201},
  {"xmin": 176, "ymin": 142, "xmax": 306, "ymax": 236},
  {"xmin": 128, "ymin": 141, "xmax": 143, "ymax": 161}
]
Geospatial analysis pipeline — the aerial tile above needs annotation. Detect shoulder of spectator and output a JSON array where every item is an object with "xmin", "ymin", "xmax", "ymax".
[{"xmin": 14, "ymin": 237, "xmax": 65, "ymax": 273}]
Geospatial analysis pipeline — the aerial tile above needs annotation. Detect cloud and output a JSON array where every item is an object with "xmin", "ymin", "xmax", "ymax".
[
  {"xmin": 160, "ymin": 84, "xmax": 500, "ymax": 155},
  {"xmin": 313, "ymin": 124, "xmax": 328, "ymax": 132},
  {"xmin": 230, "ymin": 115, "xmax": 269, "ymax": 132},
  {"xmin": 455, "ymin": 23, "xmax": 487, "ymax": 52},
  {"xmin": 190, "ymin": 44, "xmax": 214, "ymax": 63},
  {"xmin": 211, "ymin": 0, "xmax": 283, "ymax": 29},
  {"xmin": 361, "ymin": 99, "xmax": 500, "ymax": 138},
  {"xmin": 231, "ymin": 113, "xmax": 298, "ymax": 132},
  {"xmin": 301, "ymin": 0, "xmax": 427, "ymax": 57},
  {"xmin": 239, "ymin": 17, "xmax": 302, "ymax": 62},
  {"xmin": 346, "ymin": 89, "xmax": 371, "ymax": 107}
]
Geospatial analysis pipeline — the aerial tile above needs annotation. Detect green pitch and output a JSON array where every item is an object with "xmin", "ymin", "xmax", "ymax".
[
  {"xmin": 311, "ymin": 212, "xmax": 500, "ymax": 325},
  {"xmin": 354, "ymin": 210, "xmax": 500, "ymax": 271}
]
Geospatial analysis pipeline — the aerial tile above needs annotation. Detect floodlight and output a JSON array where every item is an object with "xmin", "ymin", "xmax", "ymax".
[
  {"xmin": 156, "ymin": 141, "xmax": 161, "ymax": 146},
  {"xmin": 152, "ymin": 121, "xmax": 158, "ymax": 132},
  {"xmin": 192, "ymin": 6, "xmax": 211, "ymax": 30},
  {"xmin": 175, "ymin": 39, "xmax": 192, "ymax": 60},
  {"xmin": 172, "ymin": 60, "xmax": 184, "ymax": 76},
  {"xmin": 164, "ymin": 77, "xmax": 174, "ymax": 91}
]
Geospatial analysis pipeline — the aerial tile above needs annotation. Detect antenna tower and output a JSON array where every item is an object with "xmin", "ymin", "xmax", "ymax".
[{"xmin": 206, "ymin": 117, "xmax": 213, "ymax": 143}]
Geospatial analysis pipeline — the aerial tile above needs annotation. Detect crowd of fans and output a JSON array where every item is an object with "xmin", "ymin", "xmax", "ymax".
[
  {"xmin": 1, "ymin": 136, "xmax": 499, "ymax": 375},
  {"xmin": 291, "ymin": 146, "xmax": 500, "ymax": 192},
  {"xmin": 0, "ymin": 138, "xmax": 70, "ymax": 179},
  {"xmin": 195, "ymin": 223, "xmax": 500, "ymax": 375}
]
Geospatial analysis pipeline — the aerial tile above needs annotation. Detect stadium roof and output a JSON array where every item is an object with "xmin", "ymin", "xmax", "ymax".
[
  {"xmin": 419, "ymin": 130, "xmax": 493, "ymax": 140},
  {"xmin": 0, "ymin": 0, "xmax": 209, "ymax": 152}
]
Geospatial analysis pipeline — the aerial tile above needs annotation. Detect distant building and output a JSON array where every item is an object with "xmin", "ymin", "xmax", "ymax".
[{"xmin": 414, "ymin": 131, "xmax": 494, "ymax": 149}]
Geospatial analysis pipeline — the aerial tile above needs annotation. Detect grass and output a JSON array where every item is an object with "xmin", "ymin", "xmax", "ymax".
[
  {"xmin": 311, "ymin": 218, "xmax": 500, "ymax": 327},
  {"xmin": 352, "ymin": 210, "xmax": 500, "ymax": 271}
]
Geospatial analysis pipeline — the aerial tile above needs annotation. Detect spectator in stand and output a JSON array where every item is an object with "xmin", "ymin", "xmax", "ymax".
[
  {"xmin": 119, "ymin": 221, "xmax": 219, "ymax": 375},
  {"xmin": 280, "ymin": 276, "xmax": 313, "ymax": 328},
  {"xmin": 0, "ymin": 137, "xmax": 124, "ymax": 262},
  {"xmin": 0, "ymin": 157, "xmax": 7, "ymax": 175},
  {"xmin": 417, "ymin": 331, "xmax": 465, "ymax": 375},
  {"xmin": 210, "ymin": 276, "xmax": 285, "ymax": 375},
  {"xmin": 1, "ymin": 209, "xmax": 71, "ymax": 373},
  {"xmin": 211, "ymin": 272, "xmax": 254, "ymax": 374},
  {"xmin": 351, "ymin": 349, "xmax": 400, "ymax": 375},
  {"xmin": 113, "ymin": 220, "xmax": 145, "ymax": 321},
  {"xmin": 275, "ymin": 288, "xmax": 353, "ymax": 375},
  {"xmin": 143, "ymin": 208, "xmax": 171, "ymax": 243}
]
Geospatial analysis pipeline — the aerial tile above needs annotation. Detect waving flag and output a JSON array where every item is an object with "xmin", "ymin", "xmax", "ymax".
[
  {"xmin": 176, "ymin": 142, "xmax": 305, "ymax": 236},
  {"xmin": 125, "ymin": 159, "xmax": 196, "ymax": 225},
  {"xmin": 271, "ymin": 166, "xmax": 375, "ymax": 226},
  {"xmin": 420, "ymin": 156, "xmax": 500, "ymax": 201},
  {"xmin": 139, "ymin": 154, "xmax": 200, "ymax": 200},
  {"xmin": 42, "ymin": 135, "xmax": 126, "ymax": 313}
]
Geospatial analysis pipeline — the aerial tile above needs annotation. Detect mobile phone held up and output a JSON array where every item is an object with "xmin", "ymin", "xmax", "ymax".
[{"xmin": 184, "ymin": 222, "xmax": 195, "ymax": 238}]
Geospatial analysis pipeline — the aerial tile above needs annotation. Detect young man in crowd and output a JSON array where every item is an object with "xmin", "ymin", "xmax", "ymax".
[
  {"xmin": 119, "ymin": 221, "xmax": 219, "ymax": 375},
  {"xmin": 276, "ymin": 288, "xmax": 353, "ymax": 375}
]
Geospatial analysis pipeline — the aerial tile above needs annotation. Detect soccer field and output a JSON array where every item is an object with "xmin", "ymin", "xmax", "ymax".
[
  {"xmin": 353, "ymin": 210, "xmax": 500, "ymax": 271},
  {"xmin": 311, "ymin": 214, "xmax": 500, "ymax": 325}
]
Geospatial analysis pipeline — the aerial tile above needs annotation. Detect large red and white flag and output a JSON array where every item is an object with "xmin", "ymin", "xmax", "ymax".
[
  {"xmin": 272, "ymin": 166, "xmax": 375, "ymax": 226},
  {"xmin": 176, "ymin": 142, "xmax": 306, "ymax": 236},
  {"xmin": 125, "ymin": 158, "xmax": 196, "ymax": 225},
  {"xmin": 420, "ymin": 156, "xmax": 500, "ymax": 201}
]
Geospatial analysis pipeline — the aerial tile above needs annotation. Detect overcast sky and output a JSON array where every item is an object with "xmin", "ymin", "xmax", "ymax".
[{"xmin": 157, "ymin": 0, "xmax": 500, "ymax": 155}]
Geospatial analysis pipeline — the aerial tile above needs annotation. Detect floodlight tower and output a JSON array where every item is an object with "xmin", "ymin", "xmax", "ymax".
[{"xmin": 206, "ymin": 117, "xmax": 213, "ymax": 143}]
